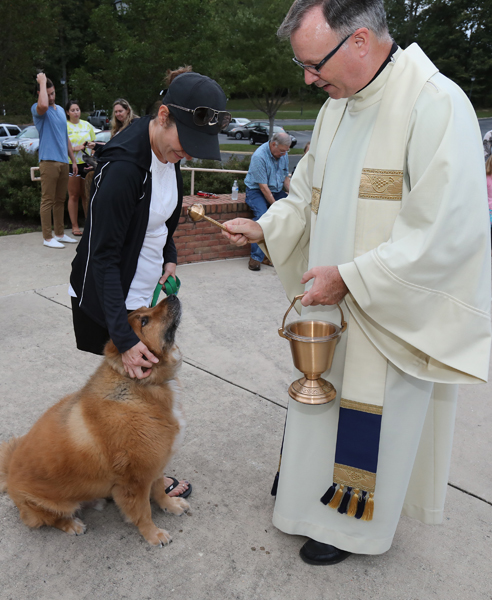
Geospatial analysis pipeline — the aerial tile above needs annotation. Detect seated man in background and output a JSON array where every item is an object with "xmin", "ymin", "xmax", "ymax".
[
  {"xmin": 483, "ymin": 129, "xmax": 492, "ymax": 161},
  {"xmin": 244, "ymin": 131, "xmax": 291, "ymax": 271}
]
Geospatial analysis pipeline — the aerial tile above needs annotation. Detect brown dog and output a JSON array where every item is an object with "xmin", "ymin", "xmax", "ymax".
[{"xmin": 0, "ymin": 295, "xmax": 189, "ymax": 546}]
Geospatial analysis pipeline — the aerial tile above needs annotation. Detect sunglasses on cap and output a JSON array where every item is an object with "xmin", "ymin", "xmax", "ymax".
[{"xmin": 166, "ymin": 104, "xmax": 232, "ymax": 129}]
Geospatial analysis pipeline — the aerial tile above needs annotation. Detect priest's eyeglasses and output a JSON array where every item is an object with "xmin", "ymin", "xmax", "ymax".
[
  {"xmin": 292, "ymin": 33, "xmax": 352, "ymax": 73},
  {"xmin": 166, "ymin": 104, "xmax": 232, "ymax": 128}
]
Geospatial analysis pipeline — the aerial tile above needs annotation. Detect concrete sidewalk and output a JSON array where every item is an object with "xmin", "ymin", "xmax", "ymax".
[{"xmin": 0, "ymin": 230, "xmax": 490, "ymax": 600}]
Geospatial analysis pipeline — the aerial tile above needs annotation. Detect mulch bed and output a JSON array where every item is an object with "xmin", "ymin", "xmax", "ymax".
[
  {"xmin": 0, "ymin": 216, "xmax": 86, "ymax": 235},
  {"xmin": 0, "ymin": 216, "xmax": 42, "ymax": 234}
]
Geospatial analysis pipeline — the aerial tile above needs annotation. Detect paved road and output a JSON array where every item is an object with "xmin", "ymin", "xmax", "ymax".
[
  {"xmin": 479, "ymin": 117, "xmax": 492, "ymax": 138},
  {"xmin": 220, "ymin": 123, "xmax": 312, "ymax": 171}
]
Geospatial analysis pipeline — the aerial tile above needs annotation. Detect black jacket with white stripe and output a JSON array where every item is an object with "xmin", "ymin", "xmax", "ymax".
[{"xmin": 70, "ymin": 115, "xmax": 183, "ymax": 353}]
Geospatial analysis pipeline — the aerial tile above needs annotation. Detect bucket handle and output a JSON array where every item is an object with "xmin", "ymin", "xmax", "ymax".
[{"xmin": 278, "ymin": 294, "xmax": 347, "ymax": 339}]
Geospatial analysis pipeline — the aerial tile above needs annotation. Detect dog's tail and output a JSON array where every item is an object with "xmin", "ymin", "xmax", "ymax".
[{"xmin": 0, "ymin": 437, "xmax": 22, "ymax": 492}]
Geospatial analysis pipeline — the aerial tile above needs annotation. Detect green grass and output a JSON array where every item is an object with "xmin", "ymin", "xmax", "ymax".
[
  {"xmin": 477, "ymin": 109, "xmax": 492, "ymax": 119},
  {"xmin": 220, "ymin": 144, "xmax": 254, "ymax": 153},
  {"xmin": 226, "ymin": 99, "xmax": 324, "ymax": 111},
  {"xmin": 220, "ymin": 143, "xmax": 304, "ymax": 154},
  {"xmin": 282, "ymin": 124, "xmax": 314, "ymax": 131},
  {"xmin": 231, "ymin": 109, "xmax": 320, "ymax": 120}
]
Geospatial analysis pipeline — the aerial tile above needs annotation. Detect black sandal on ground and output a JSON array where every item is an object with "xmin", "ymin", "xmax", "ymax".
[{"xmin": 164, "ymin": 477, "xmax": 192, "ymax": 499}]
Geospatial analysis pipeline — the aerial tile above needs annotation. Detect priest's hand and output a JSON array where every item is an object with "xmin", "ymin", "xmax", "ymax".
[
  {"xmin": 222, "ymin": 218, "xmax": 264, "ymax": 246},
  {"xmin": 301, "ymin": 266, "xmax": 349, "ymax": 306}
]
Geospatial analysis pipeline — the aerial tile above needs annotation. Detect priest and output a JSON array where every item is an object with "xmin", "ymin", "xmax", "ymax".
[{"xmin": 223, "ymin": 0, "xmax": 491, "ymax": 566}]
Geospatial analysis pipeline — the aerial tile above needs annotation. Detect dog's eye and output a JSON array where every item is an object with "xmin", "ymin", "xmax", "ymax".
[{"xmin": 141, "ymin": 316, "xmax": 149, "ymax": 327}]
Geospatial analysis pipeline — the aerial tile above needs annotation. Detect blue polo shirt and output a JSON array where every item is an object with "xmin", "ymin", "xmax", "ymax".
[
  {"xmin": 244, "ymin": 142, "xmax": 289, "ymax": 193},
  {"xmin": 31, "ymin": 103, "xmax": 69, "ymax": 163}
]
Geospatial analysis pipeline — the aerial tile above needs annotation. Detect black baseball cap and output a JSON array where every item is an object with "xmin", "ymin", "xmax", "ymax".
[{"xmin": 163, "ymin": 72, "xmax": 227, "ymax": 161}]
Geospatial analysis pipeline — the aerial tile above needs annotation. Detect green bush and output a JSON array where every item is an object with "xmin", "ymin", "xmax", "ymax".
[
  {"xmin": 0, "ymin": 152, "xmax": 250, "ymax": 223},
  {"xmin": 181, "ymin": 155, "xmax": 251, "ymax": 196},
  {"xmin": 0, "ymin": 150, "xmax": 42, "ymax": 218}
]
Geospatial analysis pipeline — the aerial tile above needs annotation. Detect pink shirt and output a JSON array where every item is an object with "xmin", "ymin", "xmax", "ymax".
[{"xmin": 487, "ymin": 174, "xmax": 492, "ymax": 210}]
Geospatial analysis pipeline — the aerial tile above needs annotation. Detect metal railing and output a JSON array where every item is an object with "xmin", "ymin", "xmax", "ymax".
[
  {"xmin": 181, "ymin": 167, "xmax": 247, "ymax": 196},
  {"xmin": 30, "ymin": 166, "xmax": 248, "ymax": 197}
]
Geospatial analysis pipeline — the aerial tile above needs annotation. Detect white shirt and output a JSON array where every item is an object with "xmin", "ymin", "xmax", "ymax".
[
  {"xmin": 125, "ymin": 152, "xmax": 178, "ymax": 309},
  {"xmin": 68, "ymin": 152, "xmax": 178, "ymax": 308}
]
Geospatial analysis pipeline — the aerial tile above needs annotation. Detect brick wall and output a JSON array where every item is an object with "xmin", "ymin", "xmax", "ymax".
[{"xmin": 176, "ymin": 193, "xmax": 253, "ymax": 264}]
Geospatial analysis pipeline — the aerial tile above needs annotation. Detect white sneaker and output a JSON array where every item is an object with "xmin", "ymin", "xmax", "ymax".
[
  {"xmin": 44, "ymin": 238, "xmax": 65, "ymax": 249},
  {"xmin": 54, "ymin": 233, "xmax": 78, "ymax": 243}
]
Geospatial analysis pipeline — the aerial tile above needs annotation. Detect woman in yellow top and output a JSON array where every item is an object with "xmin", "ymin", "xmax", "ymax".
[{"xmin": 66, "ymin": 100, "xmax": 96, "ymax": 235}]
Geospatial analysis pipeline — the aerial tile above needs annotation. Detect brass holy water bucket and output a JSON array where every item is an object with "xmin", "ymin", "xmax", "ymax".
[{"xmin": 278, "ymin": 295, "xmax": 347, "ymax": 405}]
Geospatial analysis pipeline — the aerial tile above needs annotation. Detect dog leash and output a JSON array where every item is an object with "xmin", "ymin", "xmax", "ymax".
[{"xmin": 151, "ymin": 275, "xmax": 181, "ymax": 307}]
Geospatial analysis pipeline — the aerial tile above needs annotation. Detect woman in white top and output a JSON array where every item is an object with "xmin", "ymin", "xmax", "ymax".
[{"xmin": 70, "ymin": 68, "xmax": 230, "ymax": 497}]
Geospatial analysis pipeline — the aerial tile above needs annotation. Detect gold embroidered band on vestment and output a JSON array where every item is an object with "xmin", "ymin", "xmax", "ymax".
[
  {"xmin": 359, "ymin": 168, "xmax": 403, "ymax": 200},
  {"xmin": 311, "ymin": 187, "xmax": 321, "ymax": 214},
  {"xmin": 334, "ymin": 464, "xmax": 377, "ymax": 493},
  {"xmin": 340, "ymin": 398, "xmax": 383, "ymax": 415}
]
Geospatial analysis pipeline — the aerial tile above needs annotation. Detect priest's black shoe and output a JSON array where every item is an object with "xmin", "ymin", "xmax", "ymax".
[{"xmin": 299, "ymin": 539, "xmax": 351, "ymax": 565}]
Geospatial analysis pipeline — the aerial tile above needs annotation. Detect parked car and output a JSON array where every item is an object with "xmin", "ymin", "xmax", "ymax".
[
  {"xmin": 249, "ymin": 125, "xmax": 297, "ymax": 148},
  {"xmin": 87, "ymin": 110, "xmax": 110, "ymax": 130},
  {"xmin": 0, "ymin": 126, "xmax": 39, "ymax": 159},
  {"xmin": 221, "ymin": 117, "xmax": 250, "ymax": 134},
  {"xmin": 0, "ymin": 123, "xmax": 22, "ymax": 144},
  {"xmin": 94, "ymin": 129, "xmax": 111, "ymax": 144},
  {"xmin": 226, "ymin": 120, "xmax": 270, "ymax": 140}
]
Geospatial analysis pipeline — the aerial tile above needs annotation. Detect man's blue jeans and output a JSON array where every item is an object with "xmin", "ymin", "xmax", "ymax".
[{"xmin": 245, "ymin": 187, "xmax": 287, "ymax": 262}]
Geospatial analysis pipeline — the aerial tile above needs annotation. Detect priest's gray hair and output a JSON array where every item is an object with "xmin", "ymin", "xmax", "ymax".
[
  {"xmin": 278, "ymin": 0, "xmax": 390, "ymax": 42},
  {"xmin": 272, "ymin": 132, "xmax": 292, "ymax": 146}
]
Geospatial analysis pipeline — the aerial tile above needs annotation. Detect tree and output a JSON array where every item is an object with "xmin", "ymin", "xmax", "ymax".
[
  {"xmin": 0, "ymin": 0, "xmax": 57, "ymax": 115},
  {"xmin": 71, "ymin": 0, "xmax": 220, "ymax": 114},
  {"xmin": 385, "ymin": 0, "xmax": 492, "ymax": 106},
  {"xmin": 215, "ymin": 0, "xmax": 304, "ymax": 135}
]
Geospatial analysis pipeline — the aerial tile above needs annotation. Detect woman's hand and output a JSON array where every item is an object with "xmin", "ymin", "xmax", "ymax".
[
  {"xmin": 159, "ymin": 262, "xmax": 177, "ymax": 285},
  {"xmin": 300, "ymin": 266, "xmax": 349, "ymax": 306},
  {"xmin": 121, "ymin": 341, "xmax": 159, "ymax": 379},
  {"xmin": 222, "ymin": 218, "xmax": 264, "ymax": 246}
]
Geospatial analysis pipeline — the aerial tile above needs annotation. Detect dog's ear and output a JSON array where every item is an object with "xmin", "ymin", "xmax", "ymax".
[
  {"xmin": 104, "ymin": 339, "xmax": 127, "ymax": 377},
  {"xmin": 104, "ymin": 339, "xmax": 118, "ymax": 358}
]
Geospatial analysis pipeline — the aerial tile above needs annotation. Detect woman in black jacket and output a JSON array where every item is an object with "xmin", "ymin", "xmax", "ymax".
[
  {"xmin": 70, "ymin": 68, "xmax": 230, "ymax": 377},
  {"xmin": 70, "ymin": 69, "xmax": 230, "ymax": 499}
]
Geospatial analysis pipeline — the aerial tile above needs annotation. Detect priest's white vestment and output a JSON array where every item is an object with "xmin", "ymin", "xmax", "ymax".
[{"xmin": 259, "ymin": 45, "xmax": 491, "ymax": 555}]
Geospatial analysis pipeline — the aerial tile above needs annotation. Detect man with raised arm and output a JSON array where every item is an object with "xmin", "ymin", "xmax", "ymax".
[
  {"xmin": 223, "ymin": 0, "xmax": 491, "ymax": 566},
  {"xmin": 32, "ymin": 73, "xmax": 78, "ymax": 249}
]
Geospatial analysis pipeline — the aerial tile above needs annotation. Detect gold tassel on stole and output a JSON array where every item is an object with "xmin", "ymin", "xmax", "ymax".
[
  {"xmin": 328, "ymin": 484, "xmax": 345, "ymax": 509},
  {"xmin": 346, "ymin": 488, "xmax": 360, "ymax": 517},
  {"xmin": 361, "ymin": 492, "xmax": 375, "ymax": 521}
]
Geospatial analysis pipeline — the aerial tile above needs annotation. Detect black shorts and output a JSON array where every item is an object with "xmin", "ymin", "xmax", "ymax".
[
  {"xmin": 71, "ymin": 297, "xmax": 109, "ymax": 355},
  {"xmin": 71, "ymin": 297, "xmax": 133, "ymax": 356},
  {"xmin": 69, "ymin": 163, "xmax": 89, "ymax": 179}
]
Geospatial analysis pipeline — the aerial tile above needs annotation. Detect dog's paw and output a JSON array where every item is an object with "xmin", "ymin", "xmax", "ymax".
[
  {"xmin": 146, "ymin": 528, "xmax": 172, "ymax": 547},
  {"xmin": 62, "ymin": 517, "xmax": 87, "ymax": 536},
  {"xmin": 165, "ymin": 497, "xmax": 190, "ymax": 516}
]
